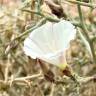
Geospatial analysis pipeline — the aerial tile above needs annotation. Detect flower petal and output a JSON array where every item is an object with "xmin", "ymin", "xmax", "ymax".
[{"xmin": 24, "ymin": 20, "xmax": 76, "ymax": 66}]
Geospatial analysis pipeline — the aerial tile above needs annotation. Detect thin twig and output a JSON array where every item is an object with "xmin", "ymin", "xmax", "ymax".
[
  {"xmin": 11, "ymin": 72, "xmax": 42, "ymax": 81},
  {"xmin": 22, "ymin": 9, "xmax": 81, "ymax": 27},
  {"xmin": 4, "ymin": 54, "xmax": 10, "ymax": 83},
  {"xmin": 21, "ymin": 9, "xmax": 60, "ymax": 22},
  {"xmin": 36, "ymin": 83, "xmax": 44, "ymax": 96},
  {"xmin": 49, "ymin": 83, "xmax": 55, "ymax": 96},
  {"xmin": 77, "ymin": 3, "xmax": 96, "ymax": 63},
  {"xmin": 64, "ymin": 0, "xmax": 96, "ymax": 9},
  {"xmin": 12, "ymin": 18, "xmax": 46, "ymax": 41}
]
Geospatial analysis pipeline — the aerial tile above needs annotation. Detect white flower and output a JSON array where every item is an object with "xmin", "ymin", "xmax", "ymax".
[{"xmin": 23, "ymin": 20, "xmax": 76, "ymax": 69}]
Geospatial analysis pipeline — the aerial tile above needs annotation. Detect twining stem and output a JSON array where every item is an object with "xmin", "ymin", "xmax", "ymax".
[{"xmin": 77, "ymin": 3, "xmax": 96, "ymax": 63}]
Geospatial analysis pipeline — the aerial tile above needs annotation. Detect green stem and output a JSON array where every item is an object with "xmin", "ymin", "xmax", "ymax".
[
  {"xmin": 36, "ymin": 0, "xmax": 42, "ymax": 12},
  {"xmin": 65, "ymin": 0, "xmax": 96, "ymax": 9},
  {"xmin": 77, "ymin": 4, "xmax": 96, "ymax": 63},
  {"xmin": 10, "ymin": 18, "xmax": 46, "ymax": 42}
]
